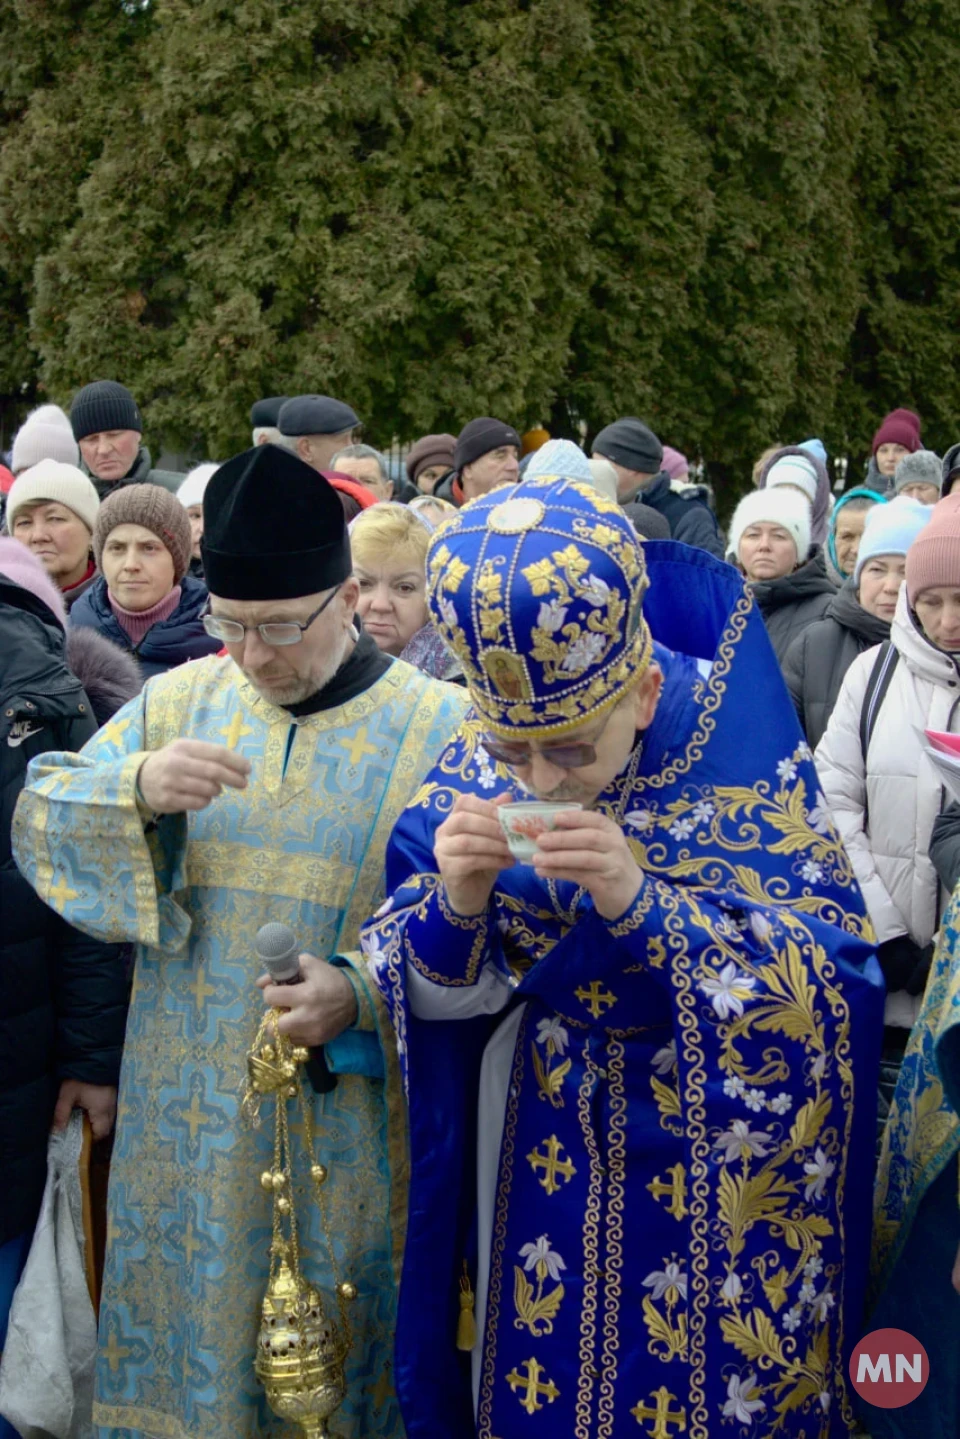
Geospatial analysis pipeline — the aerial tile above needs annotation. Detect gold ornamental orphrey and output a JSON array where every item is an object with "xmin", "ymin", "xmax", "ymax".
[{"xmin": 242, "ymin": 1011, "xmax": 357, "ymax": 1438}]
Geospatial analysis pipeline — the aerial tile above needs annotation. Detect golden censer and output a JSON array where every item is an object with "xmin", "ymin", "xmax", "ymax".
[{"xmin": 242, "ymin": 1011, "xmax": 357, "ymax": 1437}]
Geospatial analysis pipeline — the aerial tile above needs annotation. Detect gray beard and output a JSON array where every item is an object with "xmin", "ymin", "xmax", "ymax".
[{"xmin": 245, "ymin": 629, "xmax": 352, "ymax": 708}]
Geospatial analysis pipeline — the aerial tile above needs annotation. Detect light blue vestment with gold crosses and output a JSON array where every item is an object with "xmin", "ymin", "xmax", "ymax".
[
  {"xmin": 365, "ymin": 538, "xmax": 886, "ymax": 1439},
  {"xmin": 12, "ymin": 653, "xmax": 468, "ymax": 1439}
]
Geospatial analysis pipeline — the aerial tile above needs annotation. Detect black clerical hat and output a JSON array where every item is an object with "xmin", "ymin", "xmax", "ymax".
[{"xmin": 202, "ymin": 445, "xmax": 351, "ymax": 600}]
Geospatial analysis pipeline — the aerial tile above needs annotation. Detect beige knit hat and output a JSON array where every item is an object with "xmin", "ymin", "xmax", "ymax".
[
  {"xmin": 6, "ymin": 460, "xmax": 100, "ymax": 534},
  {"xmin": 11, "ymin": 406, "xmax": 80, "ymax": 475},
  {"xmin": 93, "ymin": 483, "xmax": 192, "ymax": 582}
]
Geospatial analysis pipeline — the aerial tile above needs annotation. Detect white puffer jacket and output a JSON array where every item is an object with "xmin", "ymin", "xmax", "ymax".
[{"xmin": 815, "ymin": 586, "xmax": 960, "ymax": 949}]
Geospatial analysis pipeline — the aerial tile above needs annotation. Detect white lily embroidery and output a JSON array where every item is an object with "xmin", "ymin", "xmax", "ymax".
[
  {"xmin": 803, "ymin": 1147, "xmax": 835, "ymax": 1202},
  {"xmin": 537, "ymin": 599, "xmax": 568, "ymax": 634},
  {"xmin": 818, "ymin": 1391, "xmax": 831, "ymax": 1413},
  {"xmin": 700, "ymin": 961, "xmax": 756, "ymax": 1020},
  {"xmin": 437, "ymin": 594, "xmax": 458, "ymax": 629},
  {"xmin": 782, "ymin": 1307, "xmax": 802, "ymax": 1334},
  {"xmin": 536, "ymin": 1017, "xmax": 569, "ymax": 1056},
  {"xmin": 581, "ymin": 574, "xmax": 612, "ymax": 606},
  {"xmin": 722, "ymin": 1371, "xmax": 766, "ymax": 1425},
  {"xmin": 625, "ymin": 808, "xmax": 656, "ymax": 833},
  {"xmin": 749, "ymin": 912, "xmax": 772, "ymax": 948},
  {"xmin": 642, "ymin": 1261, "xmax": 687, "ymax": 1303},
  {"xmin": 714, "ymin": 1119, "xmax": 772, "ymax": 1164},
  {"xmin": 721, "ymin": 1271, "xmax": 743, "ymax": 1301},
  {"xmin": 810, "ymin": 1052, "xmax": 828, "ymax": 1082},
  {"xmin": 810, "ymin": 1288, "xmax": 835, "ymax": 1322},
  {"xmin": 373, "ymin": 896, "xmax": 394, "ymax": 920},
  {"xmin": 561, "ymin": 631, "xmax": 606, "ymax": 674},
  {"xmin": 519, "ymin": 1235, "xmax": 566, "ymax": 1283},
  {"xmin": 360, "ymin": 929, "xmax": 385, "ymax": 961},
  {"xmin": 651, "ymin": 1039, "xmax": 677, "ymax": 1075}
]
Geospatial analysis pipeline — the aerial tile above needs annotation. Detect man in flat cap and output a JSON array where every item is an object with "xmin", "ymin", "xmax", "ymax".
[
  {"xmin": 592, "ymin": 416, "xmax": 725, "ymax": 558},
  {"xmin": 278, "ymin": 393, "xmax": 360, "ymax": 471},
  {"xmin": 435, "ymin": 417, "xmax": 521, "ymax": 507},
  {"xmin": 362, "ymin": 471, "xmax": 883, "ymax": 1435},
  {"xmin": 71, "ymin": 379, "xmax": 181, "ymax": 498},
  {"xmin": 250, "ymin": 394, "xmax": 288, "ymax": 447},
  {"xmin": 13, "ymin": 445, "xmax": 468, "ymax": 1438}
]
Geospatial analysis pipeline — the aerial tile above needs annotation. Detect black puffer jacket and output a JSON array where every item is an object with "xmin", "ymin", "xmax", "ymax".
[
  {"xmin": 782, "ymin": 580, "xmax": 891, "ymax": 749},
  {"xmin": 630, "ymin": 472, "xmax": 726, "ymax": 559},
  {"xmin": 750, "ymin": 550, "xmax": 837, "ymax": 666},
  {"xmin": 0, "ymin": 578, "xmax": 128, "ymax": 1244}
]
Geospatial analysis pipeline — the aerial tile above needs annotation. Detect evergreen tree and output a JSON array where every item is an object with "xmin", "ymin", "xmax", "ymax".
[{"xmin": 841, "ymin": 0, "xmax": 960, "ymax": 461}]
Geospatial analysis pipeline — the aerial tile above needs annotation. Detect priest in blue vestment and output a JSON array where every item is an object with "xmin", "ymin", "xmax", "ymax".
[{"xmin": 362, "ymin": 473, "xmax": 885, "ymax": 1438}]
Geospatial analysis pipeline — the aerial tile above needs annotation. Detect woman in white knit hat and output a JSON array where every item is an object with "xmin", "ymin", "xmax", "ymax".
[
  {"xmin": 10, "ymin": 405, "xmax": 80, "ymax": 476},
  {"xmin": 6, "ymin": 460, "xmax": 100, "ymax": 610},
  {"xmin": 727, "ymin": 485, "xmax": 834, "ymax": 665},
  {"xmin": 176, "ymin": 462, "xmax": 218, "ymax": 578}
]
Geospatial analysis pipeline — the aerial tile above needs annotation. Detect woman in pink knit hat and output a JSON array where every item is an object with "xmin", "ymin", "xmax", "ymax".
[{"xmin": 816, "ymin": 493, "xmax": 960, "ymax": 1128}]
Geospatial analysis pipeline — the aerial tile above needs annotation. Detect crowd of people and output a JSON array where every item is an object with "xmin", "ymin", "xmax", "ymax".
[{"xmin": 1, "ymin": 380, "xmax": 959, "ymax": 1439}]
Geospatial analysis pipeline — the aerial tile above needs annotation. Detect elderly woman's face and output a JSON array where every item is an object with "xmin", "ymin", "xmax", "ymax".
[
  {"xmin": 11, "ymin": 501, "xmax": 91, "ymax": 589},
  {"xmin": 354, "ymin": 549, "xmax": 429, "ymax": 656},
  {"xmin": 833, "ymin": 506, "xmax": 869, "ymax": 576}
]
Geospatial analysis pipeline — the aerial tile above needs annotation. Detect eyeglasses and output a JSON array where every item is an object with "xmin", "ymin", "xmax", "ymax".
[
  {"xmin": 202, "ymin": 586, "xmax": 341, "ymax": 647},
  {"xmin": 482, "ymin": 709, "xmax": 615, "ymax": 771}
]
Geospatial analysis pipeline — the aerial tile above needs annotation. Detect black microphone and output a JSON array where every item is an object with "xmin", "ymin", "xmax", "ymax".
[{"xmin": 254, "ymin": 923, "xmax": 337, "ymax": 1093}]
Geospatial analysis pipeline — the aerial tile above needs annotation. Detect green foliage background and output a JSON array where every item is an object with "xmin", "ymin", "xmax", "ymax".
[{"xmin": 0, "ymin": 0, "xmax": 958, "ymax": 494}]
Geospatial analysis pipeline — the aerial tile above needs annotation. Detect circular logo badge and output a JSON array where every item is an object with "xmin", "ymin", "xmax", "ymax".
[
  {"xmin": 849, "ymin": 1328, "xmax": 929, "ymax": 1408},
  {"xmin": 486, "ymin": 497, "xmax": 545, "ymax": 534}
]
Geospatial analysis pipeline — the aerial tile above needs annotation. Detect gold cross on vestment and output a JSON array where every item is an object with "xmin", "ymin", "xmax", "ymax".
[
  {"xmin": 505, "ymin": 1357, "xmax": 560, "ymax": 1415},
  {"xmin": 527, "ymin": 1135, "xmax": 576, "ymax": 1195},
  {"xmin": 177, "ymin": 1092, "xmax": 212, "ymax": 1143},
  {"xmin": 340, "ymin": 726, "xmax": 379, "ymax": 767},
  {"xmin": 631, "ymin": 1385, "xmax": 687, "ymax": 1437},
  {"xmin": 219, "ymin": 712, "xmax": 253, "ymax": 749},
  {"xmin": 574, "ymin": 980, "xmax": 617, "ymax": 1019},
  {"xmin": 47, "ymin": 873, "xmax": 79, "ymax": 908},
  {"xmin": 647, "ymin": 1163, "xmax": 688, "ymax": 1220},
  {"xmin": 99, "ymin": 714, "xmax": 131, "ymax": 748},
  {"xmin": 102, "ymin": 1330, "xmax": 132, "ymax": 1374},
  {"xmin": 181, "ymin": 1217, "xmax": 202, "ymax": 1267},
  {"xmin": 189, "ymin": 963, "xmax": 216, "ymax": 1013}
]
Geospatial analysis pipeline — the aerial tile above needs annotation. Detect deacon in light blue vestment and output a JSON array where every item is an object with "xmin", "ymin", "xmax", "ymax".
[{"xmin": 363, "ymin": 476, "xmax": 884, "ymax": 1439}]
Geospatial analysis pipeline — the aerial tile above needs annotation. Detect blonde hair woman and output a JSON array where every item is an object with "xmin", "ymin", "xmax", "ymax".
[{"xmin": 351, "ymin": 504, "xmax": 461, "ymax": 681}]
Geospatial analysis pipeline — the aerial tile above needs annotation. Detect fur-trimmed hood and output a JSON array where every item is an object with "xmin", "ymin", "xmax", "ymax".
[{"xmin": 65, "ymin": 626, "xmax": 142, "ymax": 725}]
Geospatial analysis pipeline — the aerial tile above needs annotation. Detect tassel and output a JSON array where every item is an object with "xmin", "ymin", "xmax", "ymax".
[{"xmin": 457, "ymin": 1261, "xmax": 477, "ymax": 1352}]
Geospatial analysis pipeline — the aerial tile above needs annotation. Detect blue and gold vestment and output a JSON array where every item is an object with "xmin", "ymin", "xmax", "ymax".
[
  {"xmin": 866, "ymin": 889, "xmax": 960, "ymax": 1438},
  {"xmin": 364, "ymin": 543, "xmax": 885, "ymax": 1439},
  {"xmin": 12, "ymin": 654, "xmax": 467, "ymax": 1439}
]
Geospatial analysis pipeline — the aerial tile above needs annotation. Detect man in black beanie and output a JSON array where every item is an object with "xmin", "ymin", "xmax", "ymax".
[
  {"xmin": 435, "ymin": 416, "xmax": 521, "ymax": 506},
  {"xmin": 592, "ymin": 416, "xmax": 725, "ymax": 558},
  {"xmin": 70, "ymin": 379, "xmax": 181, "ymax": 498},
  {"xmin": 13, "ymin": 442, "xmax": 469, "ymax": 1439}
]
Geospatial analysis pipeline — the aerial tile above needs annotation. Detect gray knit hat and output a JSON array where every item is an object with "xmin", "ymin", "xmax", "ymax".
[
  {"xmin": 893, "ymin": 448, "xmax": 942, "ymax": 498},
  {"xmin": 11, "ymin": 406, "xmax": 81, "ymax": 474},
  {"xmin": 93, "ymin": 484, "xmax": 192, "ymax": 582}
]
